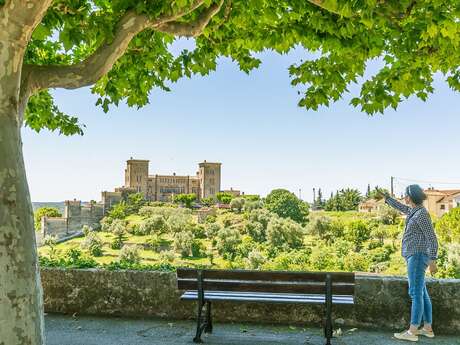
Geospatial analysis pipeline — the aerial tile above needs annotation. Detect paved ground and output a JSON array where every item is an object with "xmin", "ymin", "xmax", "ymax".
[{"xmin": 45, "ymin": 314, "xmax": 460, "ymax": 345}]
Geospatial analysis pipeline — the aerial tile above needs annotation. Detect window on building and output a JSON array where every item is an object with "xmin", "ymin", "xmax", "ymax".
[{"xmin": 440, "ymin": 204, "xmax": 446, "ymax": 210}]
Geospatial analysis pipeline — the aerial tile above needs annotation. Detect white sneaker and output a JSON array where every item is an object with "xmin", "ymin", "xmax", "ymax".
[
  {"xmin": 394, "ymin": 330, "xmax": 419, "ymax": 342},
  {"xmin": 418, "ymin": 328, "xmax": 435, "ymax": 338}
]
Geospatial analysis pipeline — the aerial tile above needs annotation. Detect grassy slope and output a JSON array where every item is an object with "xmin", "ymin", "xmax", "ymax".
[{"xmin": 38, "ymin": 209, "xmax": 407, "ymax": 273}]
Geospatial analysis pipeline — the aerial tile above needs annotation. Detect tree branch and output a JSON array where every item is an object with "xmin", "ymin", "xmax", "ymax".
[
  {"xmin": 156, "ymin": 0, "xmax": 225, "ymax": 37},
  {"xmin": 306, "ymin": 0, "xmax": 344, "ymax": 16},
  {"xmin": 0, "ymin": 1, "xmax": 54, "ymax": 47},
  {"xmin": 22, "ymin": 1, "xmax": 224, "ymax": 94}
]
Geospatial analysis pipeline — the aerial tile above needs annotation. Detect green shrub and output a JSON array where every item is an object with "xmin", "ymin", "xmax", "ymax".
[
  {"xmin": 111, "ymin": 237, "xmax": 124, "ymax": 250},
  {"xmin": 147, "ymin": 234, "xmax": 164, "ymax": 252},
  {"xmin": 344, "ymin": 220, "xmax": 373, "ymax": 251},
  {"xmin": 248, "ymin": 208, "xmax": 272, "ymax": 229},
  {"xmin": 139, "ymin": 206, "xmax": 190, "ymax": 219},
  {"xmin": 264, "ymin": 189, "xmax": 309, "ymax": 223},
  {"xmin": 34, "ymin": 207, "xmax": 61, "ymax": 231},
  {"xmin": 436, "ymin": 207, "xmax": 460, "ymax": 243},
  {"xmin": 108, "ymin": 219, "xmax": 126, "ymax": 233},
  {"xmin": 205, "ymin": 222, "xmax": 222, "ymax": 238},
  {"xmin": 125, "ymin": 193, "xmax": 147, "ymax": 214},
  {"xmin": 245, "ymin": 221, "xmax": 266, "ymax": 242},
  {"xmin": 342, "ymin": 252, "xmax": 371, "ymax": 272},
  {"xmin": 167, "ymin": 213, "xmax": 194, "ymax": 233},
  {"xmin": 230, "ymin": 198, "xmax": 245, "ymax": 213},
  {"xmin": 246, "ymin": 249, "xmax": 267, "ymax": 269},
  {"xmin": 110, "ymin": 220, "xmax": 126, "ymax": 249},
  {"xmin": 370, "ymin": 225, "xmax": 387, "ymax": 245},
  {"xmin": 119, "ymin": 245, "xmax": 141, "ymax": 265},
  {"xmin": 267, "ymin": 249, "xmax": 311, "ymax": 271},
  {"xmin": 332, "ymin": 239, "xmax": 355, "ymax": 258},
  {"xmin": 266, "ymin": 216, "xmax": 304, "ymax": 250},
  {"xmin": 158, "ymin": 250, "xmax": 177, "ymax": 263},
  {"xmin": 205, "ymin": 215, "xmax": 217, "ymax": 223},
  {"xmin": 191, "ymin": 224, "xmax": 206, "ymax": 239},
  {"xmin": 80, "ymin": 232, "xmax": 103, "ymax": 257},
  {"xmin": 82, "ymin": 225, "xmax": 94, "ymax": 236},
  {"xmin": 243, "ymin": 200, "xmax": 262, "ymax": 212},
  {"xmin": 436, "ymin": 243, "xmax": 460, "ymax": 278},
  {"xmin": 378, "ymin": 205, "xmax": 400, "ymax": 225},
  {"xmin": 100, "ymin": 216, "xmax": 113, "ymax": 232},
  {"xmin": 308, "ymin": 245, "xmax": 339, "ymax": 271},
  {"xmin": 107, "ymin": 201, "xmax": 128, "ymax": 219},
  {"xmin": 173, "ymin": 193, "xmax": 197, "ymax": 208},
  {"xmin": 216, "ymin": 227, "xmax": 242, "ymax": 260},
  {"xmin": 306, "ymin": 216, "xmax": 339, "ymax": 244},
  {"xmin": 64, "ymin": 248, "xmax": 97, "ymax": 268},
  {"xmin": 367, "ymin": 246, "xmax": 393, "ymax": 264},
  {"xmin": 43, "ymin": 235, "xmax": 58, "ymax": 259},
  {"xmin": 191, "ymin": 239, "xmax": 206, "ymax": 257},
  {"xmin": 236, "ymin": 235, "xmax": 257, "ymax": 257},
  {"xmin": 201, "ymin": 197, "xmax": 215, "ymax": 207},
  {"xmin": 138, "ymin": 215, "xmax": 167, "ymax": 235},
  {"xmin": 216, "ymin": 192, "xmax": 234, "ymax": 204},
  {"xmin": 173, "ymin": 231, "xmax": 194, "ymax": 258}
]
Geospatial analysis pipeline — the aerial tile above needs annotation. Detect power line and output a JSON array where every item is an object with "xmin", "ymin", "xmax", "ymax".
[{"xmin": 393, "ymin": 176, "xmax": 460, "ymax": 186}]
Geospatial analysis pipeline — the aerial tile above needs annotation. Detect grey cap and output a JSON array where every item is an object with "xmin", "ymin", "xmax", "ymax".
[{"xmin": 406, "ymin": 184, "xmax": 426, "ymax": 205}]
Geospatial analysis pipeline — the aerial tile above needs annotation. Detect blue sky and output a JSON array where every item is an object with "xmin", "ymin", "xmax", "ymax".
[{"xmin": 22, "ymin": 44, "xmax": 460, "ymax": 202}]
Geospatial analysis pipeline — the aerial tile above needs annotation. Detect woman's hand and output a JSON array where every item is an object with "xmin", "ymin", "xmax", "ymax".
[{"xmin": 428, "ymin": 260, "xmax": 438, "ymax": 275}]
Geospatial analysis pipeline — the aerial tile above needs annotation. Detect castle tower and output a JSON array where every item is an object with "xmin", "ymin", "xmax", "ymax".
[
  {"xmin": 125, "ymin": 158, "xmax": 149, "ymax": 195},
  {"xmin": 198, "ymin": 161, "xmax": 221, "ymax": 199},
  {"xmin": 64, "ymin": 199, "xmax": 81, "ymax": 218}
]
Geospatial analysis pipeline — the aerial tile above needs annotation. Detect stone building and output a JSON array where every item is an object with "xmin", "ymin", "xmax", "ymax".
[
  {"xmin": 38, "ymin": 159, "xmax": 232, "ymax": 245},
  {"xmin": 39, "ymin": 199, "xmax": 105, "ymax": 244},
  {"xmin": 122, "ymin": 158, "xmax": 222, "ymax": 202},
  {"xmin": 358, "ymin": 198, "xmax": 386, "ymax": 213},
  {"xmin": 424, "ymin": 188, "xmax": 460, "ymax": 218}
]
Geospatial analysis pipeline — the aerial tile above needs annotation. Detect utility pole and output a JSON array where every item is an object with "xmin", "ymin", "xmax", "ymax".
[
  {"xmin": 312, "ymin": 188, "xmax": 316, "ymax": 205},
  {"xmin": 299, "ymin": 188, "xmax": 302, "ymax": 200},
  {"xmin": 391, "ymin": 176, "xmax": 394, "ymax": 197}
]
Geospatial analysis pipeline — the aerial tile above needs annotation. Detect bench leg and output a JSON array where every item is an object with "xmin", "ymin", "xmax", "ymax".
[
  {"xmin": 324, "ymin": 308, "xmax": 333, "ymax": 345},
  {"xmin": 324, "ymin": 274, "xmax": 333, "ymax": 345},
  {"xmin": 193, "ymin": 301, "xmax": 205, "ymax": 343},
  {"xmin": 204, "ymin": 301, "xmax": 213, "ymax": 334}
]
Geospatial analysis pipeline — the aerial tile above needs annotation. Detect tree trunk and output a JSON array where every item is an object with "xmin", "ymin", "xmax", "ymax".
[{"xmin": 0, "ymin": 111, "xmax": 45, "ymax": 344}]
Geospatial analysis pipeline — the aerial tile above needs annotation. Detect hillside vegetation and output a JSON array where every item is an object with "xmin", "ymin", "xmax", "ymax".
[{"xmin": 38, "ymin": 191, "xmax": 460, "ymax": 278}]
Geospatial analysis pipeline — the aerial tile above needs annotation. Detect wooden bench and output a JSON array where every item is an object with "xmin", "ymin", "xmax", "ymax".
[{"xmin": 176, "ymin": 268, "xmax": 355, "ymax": 345}]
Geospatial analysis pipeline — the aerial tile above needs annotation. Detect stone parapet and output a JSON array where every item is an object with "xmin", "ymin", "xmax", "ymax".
[{"xmin": 40, "ymin": 269, "xmax": 460, "ymax": 334}]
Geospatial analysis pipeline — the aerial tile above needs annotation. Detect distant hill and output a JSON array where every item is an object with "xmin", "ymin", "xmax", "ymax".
[{"xmin": 32, "ymin": 202, "xmax": 65, "ymax": 213}]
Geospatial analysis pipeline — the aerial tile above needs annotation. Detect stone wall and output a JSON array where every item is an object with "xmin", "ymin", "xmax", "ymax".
[
  {"xmin": 41, "ymin": 217, "xmax": 68, "ymax": 237},
  {"xmin": 40, "ymin": 269, "xmax": 460, "ymax": 334},
  {"xmin": 39, "ymin": 200, "xmax": 105, "ymax": 243}
]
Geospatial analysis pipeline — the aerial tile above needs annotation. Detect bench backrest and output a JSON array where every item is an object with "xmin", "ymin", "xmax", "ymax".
[{"xmin": 177, "ymin": 268, "xmax": 355, "ymax": 295}]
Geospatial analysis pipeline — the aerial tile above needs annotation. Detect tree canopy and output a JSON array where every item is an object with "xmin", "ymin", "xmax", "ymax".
[
  {"xmin": 173, "ymin": 193, "xmax": 197, "ymax": 208},
  {"xmin": 325, "ymin": 188, "xmax": 363, "ymax": 211},
  {"xmin": 264, "ymin": 189, "xmax": 309, "ymax": 223},
  {"xmin": 33, "ymin": 207, "xmax": 61, "ymax": 231},
  {"xmin": 15, "ymin": 0, "xmax": 460, "ymax": 137}
]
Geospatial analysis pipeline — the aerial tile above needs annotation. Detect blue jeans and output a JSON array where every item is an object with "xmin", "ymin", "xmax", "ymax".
[{"xmin": 406, "ymin": 253, "xmax": 433, "ymax": 326}]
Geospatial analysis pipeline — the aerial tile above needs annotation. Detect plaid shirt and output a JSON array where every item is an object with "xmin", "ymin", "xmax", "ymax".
[{"xmin": 385, "ymin": 197, "xmax": 438, "ymax": 260}]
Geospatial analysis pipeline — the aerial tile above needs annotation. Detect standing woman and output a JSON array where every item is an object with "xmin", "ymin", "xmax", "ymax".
[{"xmin": 382, "ymin": 185, "xmax": 438, "ymax": 342}]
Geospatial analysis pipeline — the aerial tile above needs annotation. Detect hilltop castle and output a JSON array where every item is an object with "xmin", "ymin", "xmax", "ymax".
[
  {"xmin": 39, "ymin": 159, "xmax": 237, "ymax": 244},
  {"xmin": 118, "ymin": 158, "xmax": 222, "ymax": 201}
]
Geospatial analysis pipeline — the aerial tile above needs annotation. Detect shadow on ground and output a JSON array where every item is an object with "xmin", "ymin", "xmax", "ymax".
[{"xmin": 45, "ymin": 314, "xmax": 460, "ymax": 345}]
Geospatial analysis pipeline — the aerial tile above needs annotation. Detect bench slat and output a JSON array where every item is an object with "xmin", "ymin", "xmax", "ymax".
[
  {"xmin": 177, "ymin": 278, "xmax": 355, "ymax": 295},
  {"xmin": 180, "ymin": 291, "xmax": 354, "ymax": 305},
  {"xmin": 177, "ymin": 268, "xmax": 355, "ymax": 283}
]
